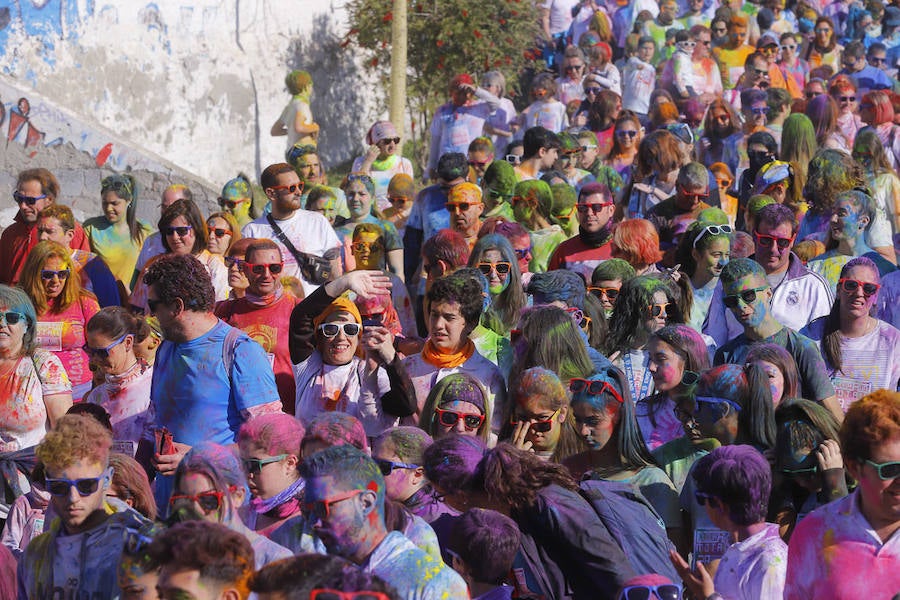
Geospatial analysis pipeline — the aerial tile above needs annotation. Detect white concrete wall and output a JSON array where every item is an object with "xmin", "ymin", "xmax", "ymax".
[{"xmin": 0, "ymin": 0, "xmax": 381, "ymax": 204}]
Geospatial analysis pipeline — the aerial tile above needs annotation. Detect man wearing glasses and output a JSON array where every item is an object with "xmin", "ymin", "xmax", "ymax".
[
  {"xmin": 714, "ymin": 258, "xmax": 841, "ymax": 421},
  {"xmin": 548, "ymin": 182, "xmax": 615, "ymax": 280},
  {"xmin": 215, "ymin": 239, "xmax": 301, "ymax": 413},
  {"xmin": 646, "ymin": 162, "xmax": 712, "ymax": 257},
  {"xmin": 0, "ymin": 168, "xmax": 91, "ymax": 286},
  {"xmin": 300, "ymin": 445, "xmax": 468, "ymax": 600},
  {"xmin": 18, "ymin": 414, "xmax": 149, "ymax": 598},
  {"xmin": 242, "ymin": 162, "xmax": 342, "ymax": 298},
  {"xmin": 785, "ymin": 390, "xmax": 900, "ymax": 598},
  {"xmin": 749, "ymin": 204, "xmax": 833, "ymax": 332},
  {"xmin": 840, "ymin": 40, "xmax": 895, "ymax": 96},
  {"xmin": 142, "ymin": 253, "xmax": 282, "ymax": 513}
]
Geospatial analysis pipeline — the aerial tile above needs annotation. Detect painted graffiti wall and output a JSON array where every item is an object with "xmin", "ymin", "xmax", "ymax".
[{"xmin": 0, "ymin": 0, "xmax": 377, "ymax": 197}]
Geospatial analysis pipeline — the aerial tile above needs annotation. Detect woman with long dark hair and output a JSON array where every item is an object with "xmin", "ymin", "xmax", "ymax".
[
  {"xmin": 505, "ymin": 367, "xmax": 586, "ymax": 464},
  {"xmin": 468, "ymin": 234, "xmax": 526, "ymax": 336},
  {"xmin": 637, "ymin": 325, "xmax": 711, "ymax": 451},
  {"xmin": 801, "ymin": 257, "xmax": 900, "ymax": 413},
  {"xmin": 83, "ymin": 174, "xmax": 151, "ymax": 292},
  {"xmin": 605, "ymin": 275, "xmax": 683, "ymax": 402},
  {"xmin": 423, "ymin": 436, "xmax": 635, "ymax": 600},
  {"xmin": 562, "ymin": 369, "xmax": 682, "ymax": 546}
]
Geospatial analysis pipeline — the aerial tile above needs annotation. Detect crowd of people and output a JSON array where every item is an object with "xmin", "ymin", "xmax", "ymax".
[{"xmin": 2, "ymin": 0, "xmax": 900, "ymax": 598}]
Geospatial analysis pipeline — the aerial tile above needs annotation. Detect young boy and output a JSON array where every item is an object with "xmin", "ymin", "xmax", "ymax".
[
  {"xmin": 670, "ymin": 444, "xmax": 787, "ymax": 600},
  {"xmin": 448, "ymin": 508, "xmax": 521, "ymax": 600},
  {"xmin": 18, "ymin": 414, "xmax": 149, "ymax": 598},
  {"xmin": 622, "ymin": 36, "xmax": 657, "ymax": 120}
]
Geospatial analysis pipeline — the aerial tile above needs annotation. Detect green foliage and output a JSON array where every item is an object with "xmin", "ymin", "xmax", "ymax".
[{"xmin": 344, "ymin": 0, "xmax": 540, "ymax": 169}]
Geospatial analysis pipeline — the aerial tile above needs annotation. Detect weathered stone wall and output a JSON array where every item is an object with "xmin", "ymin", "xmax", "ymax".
[{"xmin": 0, "ymin": 0, "xmax": 380, "ymax": 224}]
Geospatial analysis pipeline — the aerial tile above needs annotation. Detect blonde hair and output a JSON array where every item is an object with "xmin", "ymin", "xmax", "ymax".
[
  {"xmin": 20, "ymin": 240, "xmax": 89, "ymax": 314},
  {"xmin": 37, "ymin": 414, "xmax": 112, "ymax": 471}
]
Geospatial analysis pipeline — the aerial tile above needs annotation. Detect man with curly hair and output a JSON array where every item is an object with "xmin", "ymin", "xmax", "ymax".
[
  {"xmin": 142, "ymin": 253, "xmax": 282, "ymax": 514},
  {"xmin": 18, "ymin": 414, "xmax": 149, "ymax": 598}
]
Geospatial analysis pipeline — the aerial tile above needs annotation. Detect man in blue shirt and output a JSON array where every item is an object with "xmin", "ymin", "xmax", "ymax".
[
  {"xmin": 841, "ymin": 40, "xmax": 896, "ymax": 94},
  {"xmin": 142, "ymin": 253, "xmax": 282, "ymax": 513}
]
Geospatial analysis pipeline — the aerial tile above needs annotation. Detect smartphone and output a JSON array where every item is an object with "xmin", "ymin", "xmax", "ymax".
[{"xmin": 362, "ymin": 313, "xmax": 384, "ymax": 328}]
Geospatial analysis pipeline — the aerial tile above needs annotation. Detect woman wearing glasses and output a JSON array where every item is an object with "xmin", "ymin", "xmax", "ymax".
[
  {"xmin": 563, "ymin": 369, "xmax": 682, "ymax": 548},
  {"xmin": 83, "ymin": 307, "xmax": 153, "ymax": 455},
  {"xmin": 130, "ymin": 199, "xmax": 230, "ymax": 313},
  {"xmin": 20, "ymin": 241, "xmax": 100, "ymax": 400},
  {"xmin": 0, "ymin": 285, "xmax": 71, "ymax": 510},
  {"xmin": 336, "ymin": 173, "xmax": 404, "ymax": 281},
  {"xmin": 205, "ymin": 211, "xmax": 241, "ymax": 258},
  {"xmin": 801, "ymin": 257, "xmax": 900, "ymax": 412},
  {"xmin": 467, "ymin": 234, "xmax": 525, "ymax": 337},
  {"xmin": 171, "ymin": 442, "xmax": 292, "ymax": 567},
  {"xmin": 348, "ymin": 223, "xmax": 417, "ymax": 338},
  {"xmin": 679, "ymin": 363, "xmax": 776, "ymax": 569},
  {"xmin": 674, "ymin": 220, "xmax": 733, "ymax": 345},
  {"xmin": 636, "ymin": 325, "xmax": 710, "ymax": 453},
  {"xmin": 829, "ymin": 75, "xmax": 865, "ymax": 148},
  {"xmin": 503, "ymin": 367, "xmax": 585, "ymax": 463},
  {"xmin": 351, "ymin": 121, "xmax": 414, "ymax": 211},
  {"xmin": 420, "ymin": 373, "xmax": 494, "ymax": 446},
  {"xmin": 83, "ymin": 174, "xmax": 152, "ymax": 293},
  {"xmin": 289, "ymin": 270, "xmax": 416, "ymax": 438},
  {"xmin": 606, "ymin": 113, "xmax": 643, "ymax": 184},
  {"xmin": 769, "ymin": 399, "xmax": 847, "ymax": 541},
  {"xmin": 604, "ymin": 276, "xmax": 684, "ymax": 403},
  {"xmin": 805, "ymin": 16, "xmax": 843, "ymax": 73},
  {"xmin": 778, "ymin": 33, "xmax": 809, "ymax": 92},
  {"xmin": 236, "ymin": 413, "xmax": 305, "ymax": 536}
]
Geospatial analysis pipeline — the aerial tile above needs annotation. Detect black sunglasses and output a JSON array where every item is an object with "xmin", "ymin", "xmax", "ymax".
[
  {"xmin": 723, "ymin": 286, "xmax": 768, "ymax": 309},
  {"xmin": 163, "ymin": 225, "xmax": 193, "ymax": 237},
  {"xmin": 434, "ymin": 408, "xmax": 484, "ymax": 430},
  {"xmin": 374, "ymin": 458, "xmax": 420, "ymax": 476}
]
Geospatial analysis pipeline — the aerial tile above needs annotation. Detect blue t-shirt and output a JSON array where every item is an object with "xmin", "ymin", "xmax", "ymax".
[{"xmin": 150, "ymin": 320, "xmax": 280, "ymax": 446}]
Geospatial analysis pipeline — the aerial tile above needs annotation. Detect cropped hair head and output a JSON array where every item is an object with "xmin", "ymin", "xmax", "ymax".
[
  {"xmin": 426, "ymin": 271, "xmax": 485, "ymax": 330},
  {"xmin": 692, "ymin": 445, "xmax": 772, "ymax": 526},
  {"xmin": 36, "ymin": 413, "xmax": 113, "ymax": 472},
  {"xmin": 238, "ymin": 413, "xmax": 305, "ymax": 459},
  {"xmin": 527, "ymin": 269, "xmax": 586, "ymax": 309},
  {"xmin": 300, "ymin": 445, "xmax": 385, "ymax": 510},
  {"xmin": 148, "ymin": 520, "xmax": 254, "ymax": 597},
  {"xmin": 250, "ymin": 554, "xmax": 398, "ymax": 599},
  {"xmin": 144, "ymin": 253, "xmax": 216, "ymax": 313},
  {"xmin": 448, "ymin": 508, "xmax": 521, "ymax": 585},
  {"xmin": 302, "ymin": 412, "xmax": 369, "ymax": 454},
  {"xmin": 373, "ymin": 427, "xmax": 434, "ymax": 466}
]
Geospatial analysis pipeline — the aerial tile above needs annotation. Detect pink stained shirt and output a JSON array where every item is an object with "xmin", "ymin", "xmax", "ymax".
[
  {"xmin": 785, "ymin": 490, "xmax": 900, "ymax": 599},
  {"xmin": 35, "ymin": 295, "xmax": 100, "ymax": 388}
]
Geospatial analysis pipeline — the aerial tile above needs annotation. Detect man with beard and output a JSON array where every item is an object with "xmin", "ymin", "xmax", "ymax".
[
  {"xmin": 301, "ymin": 445, "xmax": 468, "ymax": 600},
  {"xmin": 714, "ymin": 258, "xmax": 841, "ymax": 421},
  {"xmin": 548, "ymin": 183, "xmax": 616, "ymax": 280},
  {"xmin": 242, "ymin": 163, "xmax": 342, "ymax": 297},
  {"xmin": 645, "ymin": 162, "xmax": 712, "ymax": 261}
]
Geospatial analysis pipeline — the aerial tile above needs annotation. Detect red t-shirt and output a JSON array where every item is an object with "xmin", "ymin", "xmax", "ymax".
[
  {"xmin": 215, "ymin": 293, "xmax": 301, "ymax": 414},
  {"xmin": 0, "ymin": 214, "xmax": 90, "ymax": 285},
  {"xmin": 548, "ymin": 236, "xmax": 613, "ymax": 282}
]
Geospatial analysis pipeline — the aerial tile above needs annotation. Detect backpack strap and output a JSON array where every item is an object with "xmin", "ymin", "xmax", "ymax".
[{"xmin": 222, "ymin": 326, "xmax": 242, "ymax": 382}]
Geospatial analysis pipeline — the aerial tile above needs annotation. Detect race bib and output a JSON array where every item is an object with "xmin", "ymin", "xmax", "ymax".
[
  {"xmin": 448, "ymin": 117, "xmax": 469, "ymax": 149},
  {"xmin": 833, "ymin": 376, "xmax": 872, "ymax": 412},
  {"xmin": 112, "ymin": 440, "xmax": 137, "ymax": 457},
  {"xmin": 693, "ymin": 528, "xmax": 730, "ymax": 566},
  {"xmin": 36, "ymin": 321, "xmax": 64, "ymax": 352}
]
